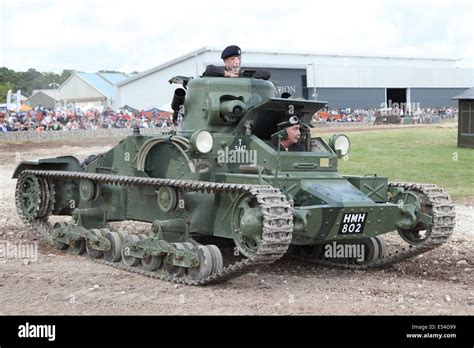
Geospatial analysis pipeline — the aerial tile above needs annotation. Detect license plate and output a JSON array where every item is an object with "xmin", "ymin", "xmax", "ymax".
[{"xmin": 338, "ymin": 213, "xmax": 367, "ymax": 234}]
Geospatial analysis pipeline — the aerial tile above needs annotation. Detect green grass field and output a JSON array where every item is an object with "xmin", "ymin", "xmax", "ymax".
[{"xmin": 333, "ymin": 127, "xmax": 474, "ymax": 200}]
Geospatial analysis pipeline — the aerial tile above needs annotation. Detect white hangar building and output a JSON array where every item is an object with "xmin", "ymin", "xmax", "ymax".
[
  {"xmin": 117, "ymin": 47, "xmax": 474, "ymax": 111},
  {"xmin": 58, "ymin": 72, "xmax": 135, "ymax": 109}
]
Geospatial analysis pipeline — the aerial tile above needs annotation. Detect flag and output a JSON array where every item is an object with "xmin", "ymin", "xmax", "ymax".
[
  {"xmin": 16, "ymin": 90, "xmax": 21, "ymax": 112},
  {"xmin": 6, "ymin": 89, "xmax": 12, "ymax": 109}
]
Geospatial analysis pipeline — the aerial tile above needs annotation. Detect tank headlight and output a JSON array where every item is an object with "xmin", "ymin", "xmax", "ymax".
[
  {"xmin": 329, "ymin": 134, "xmax": 350, "ymax": 157},
  {"xmin": 191, "ymin": 130, "xmax": 213, "ymax": 154}
]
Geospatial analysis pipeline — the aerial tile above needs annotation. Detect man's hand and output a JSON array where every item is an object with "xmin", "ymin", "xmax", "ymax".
[{"xmin": 224, "ymin": 70, "xmax": 239, "ymax": 78}]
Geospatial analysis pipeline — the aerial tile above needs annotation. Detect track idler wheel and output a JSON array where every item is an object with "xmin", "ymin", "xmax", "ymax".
[
  {"xmin": 398, "ymin": 227, "xmax": 431, "ymax": 245},
  {"xmin": 16, "ymin": 174, "xmax": 54, "ymax": 221},
  {"xmin": 395, "ymin": 187, "xmax": 434, "ymax": 245},
  {"xmin": 232, "ymin": 194, "xmax": 263, "ymax": 258}
]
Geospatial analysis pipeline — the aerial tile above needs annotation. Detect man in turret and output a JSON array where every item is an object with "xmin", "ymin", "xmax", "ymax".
[{"xmin": 203, "ymin": 45, "xmax": 271, "ymax": 80}]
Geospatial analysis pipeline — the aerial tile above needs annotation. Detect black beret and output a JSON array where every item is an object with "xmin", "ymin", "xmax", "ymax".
[
  {"xmin": 277, "ymin": 114, "xmax": 300, "ymax": 130},
  {"xmin": 221, "ymin": 45, "xmax": 241, "ymax": 60}
]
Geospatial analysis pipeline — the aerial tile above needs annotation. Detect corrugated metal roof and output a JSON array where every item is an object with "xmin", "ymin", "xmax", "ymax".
[
  {"xmin": 117, "ymin": 47, "xmax": 211, "ymax": 86},
  {"xmin": 452, "ymin": 87, "xmax": 474, "ymax": 100},
  {"xmin": 117, "ymin": 46, "xmax": 461, "ymax": 87},
  {"xmin": 99, "ymin": 72, "xmax": 130, "ymax": 84},
  {"xmin": 77, "ymin": 72, "xmax": 116, "ymax": 98}
]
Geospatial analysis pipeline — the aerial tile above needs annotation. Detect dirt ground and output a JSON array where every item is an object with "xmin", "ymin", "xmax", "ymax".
[{"xmin": 0, "ymin": 138, "xmax": 472, "ymax": 315}]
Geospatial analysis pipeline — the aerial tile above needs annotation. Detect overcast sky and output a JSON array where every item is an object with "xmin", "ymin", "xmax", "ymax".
[{"xmin": 0, "ymin": 0, "xmax": 472, "ymax": 73}]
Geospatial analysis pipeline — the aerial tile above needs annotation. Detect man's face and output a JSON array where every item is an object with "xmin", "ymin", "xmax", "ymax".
[
  {"xmin": 286, "ymin": 124, "xmax": 301, "ymax": 144},
  {"xmin": 224, "ymin": 55, "xmax": 241, "ymax": 73}
]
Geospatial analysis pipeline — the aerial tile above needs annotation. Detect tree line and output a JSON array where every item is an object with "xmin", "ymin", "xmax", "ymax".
[
  {"xmin": 0, "ymin": 67, "xmax": 77, "ymax": 103},
  {"xmin": 0, "ymin": 68, "xmax": 136, "ymax": 103}
]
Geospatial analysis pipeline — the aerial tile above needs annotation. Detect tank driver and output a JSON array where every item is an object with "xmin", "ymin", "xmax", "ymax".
[{"xmin": 268, "ymin": 114, "xmax": 306, "ymax": 151}]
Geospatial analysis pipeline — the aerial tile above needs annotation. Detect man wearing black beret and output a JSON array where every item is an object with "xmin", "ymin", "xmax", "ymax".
[
  {"xmin": 267, "ymin": 114, "xmax": 305, "ymax": 151},
  {"xmin": 203, "ymin": 45, "xmax": 271, "ymax": 80}
]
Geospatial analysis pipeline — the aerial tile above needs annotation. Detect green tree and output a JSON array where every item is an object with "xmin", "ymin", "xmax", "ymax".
[
  {"xmin": 0, "ymin": 67, "xmax": 18, "ymax": 85},
  {"xmin": 0, "ymin": 81, "xmax": 15, "ymax": 103},
  {"xmin": 0, "ymin": 67, "xmax": 76, "ymax": 97},
  {"xmin": 60, "ymin": 69, "xmax": 75, "ymax": 83},
  {"xmin": 22, "ymin": 68, "xmax": 42, "ymax": 82}
]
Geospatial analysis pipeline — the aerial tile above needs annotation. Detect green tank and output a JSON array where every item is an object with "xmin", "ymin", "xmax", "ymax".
[{"xmin": 13, "ymin": 74, "xmax": 456, "ymax": 285}]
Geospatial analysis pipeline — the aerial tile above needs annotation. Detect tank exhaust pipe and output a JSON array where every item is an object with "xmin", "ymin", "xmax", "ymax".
[{"xmin": 171, "ymin": 88, "xmax": 186, "ymax": 124}]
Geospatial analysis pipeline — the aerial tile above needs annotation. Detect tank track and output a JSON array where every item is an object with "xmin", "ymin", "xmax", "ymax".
[
  {"xmin": 293, "ymin": 182, "xmax": 456, "ymax": 269},
  {"xmin": 15, "ymin": 170, "xmax": 293, "ymax": 285}
]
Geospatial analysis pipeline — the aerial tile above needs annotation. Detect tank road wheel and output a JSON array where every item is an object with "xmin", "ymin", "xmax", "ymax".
[
  {"xmin": 354, "ymin": 237, "xmax": 381, "ymax": 265},
  {"xmin": 185, "ymin": 245, "xmax": 213, "ymax": 281},
  {"xmin": 86, "ymin": 229, "xmax": 104, "ymax": 259},
  {"xmin": 373, "ymin": 235, "xmax": 386, "ymax": 260},
  {"xmin": 68, "ymin": 239, "xmax": 86, "ymax": 255},
  {"xmin": 141, "ymin": 255, "xmax": 163, "ymax": 271},
  {"xmin": 206, "ymin": 245, "xmax": 224, "ymax": 274},
  {"xmin": 232, "ymin": 194, "xmax": 263, "ymax": 258},
  {"xmin": 104, "ymin": 231, "xmax": 122, "ymax": 262},
  {"xmin": 135, "ymin": 234, "xmax": 162, "ymax": 270},
  {"xmin": 163, "ymin": 243, "xmax": 186, "ymax": 277},
  {"xmin": 121, "ymin": 235, "xmax": 140, "ymax": 267}
]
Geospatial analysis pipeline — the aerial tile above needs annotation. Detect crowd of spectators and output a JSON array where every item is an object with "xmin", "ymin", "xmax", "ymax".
[
  {"xmin": 0, "ymin": 106, "xmax": 173, "ymax": 132},
  {"xmin": 1, "ymin": 104, "xmax": 459, "ymax": 132},
  {"xmin": 313, "ymin": 106, "xmax": 458, "ymax": 124}
]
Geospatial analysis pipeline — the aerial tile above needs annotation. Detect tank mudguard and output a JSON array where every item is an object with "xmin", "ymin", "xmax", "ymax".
[{"xmin": 12, "ymin": 156, "xmax": 81, "ymax": 178}]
